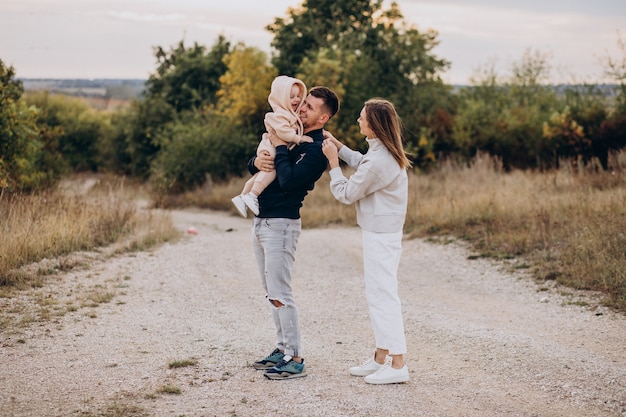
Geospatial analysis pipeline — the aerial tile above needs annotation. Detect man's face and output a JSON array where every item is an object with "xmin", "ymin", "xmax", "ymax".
[{"xmin": 299, "ymin": 94, "xmax": 327, "ymax": 132}]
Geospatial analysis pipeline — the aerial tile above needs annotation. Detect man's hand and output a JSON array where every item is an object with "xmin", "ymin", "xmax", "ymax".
[
  {"xmin": 254, "ymin": 150, "xmax": 275, "ymax": 172},
  {"xmin": 267, "ymin": 128, "xmax": 288, "ymax": 147}
]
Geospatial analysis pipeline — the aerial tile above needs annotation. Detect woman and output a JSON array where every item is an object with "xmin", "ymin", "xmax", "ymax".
[{"xmin": 321, "ymin": 98, "xmax": 412, "ymax": 385}]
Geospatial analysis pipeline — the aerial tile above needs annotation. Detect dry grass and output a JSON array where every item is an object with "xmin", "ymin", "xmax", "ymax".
[
  {"xmin": 168, "ymin": 358, "xmax": 199, "ymax": 369},
  {"xmin": 404, "ymin": 152, "xmax": 626, "ymax": 312},
  {"xmin": 0, "ymin": 174, "xmax": 180, "ymax": 331},
  {"xmin": 160, "ymin": 172, "xmax": 358, "ymax": 229},
  {"xmin": 19, "ymin": 163, "xmax": 616, "ymax": 312},
  {"xmin": 178, "ymin": 152, "xmax": 626, "ymax": 312},
  {"xmin": 152, "ymin": 177, "xmax": 245, "ymax": 212},
  {"xmin": 0, "ymin": 174, "xmax": 179, "ymax": 288}
]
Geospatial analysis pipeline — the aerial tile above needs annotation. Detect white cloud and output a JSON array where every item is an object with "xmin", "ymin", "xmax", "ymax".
[
  {"xmin": 395, "ymin": 1, "xmax": 625, "ymax": 83},
  {"xmin": 0, "ymin": 0, "xmax": 624, "ymax": 82},
  {"xmin": 105, "ymin": 11, "xmax": 185, "ymax": 23}
]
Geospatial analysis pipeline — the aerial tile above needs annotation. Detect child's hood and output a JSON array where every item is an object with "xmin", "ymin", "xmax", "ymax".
[{"xmin": 268, "ymin": 75, "xmax": 307, "ymax": 114}]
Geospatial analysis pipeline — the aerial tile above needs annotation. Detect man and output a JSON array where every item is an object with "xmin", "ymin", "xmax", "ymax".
[{"xmin": 247, "ymin": 86, "xmax": 340, "ymax": 380}]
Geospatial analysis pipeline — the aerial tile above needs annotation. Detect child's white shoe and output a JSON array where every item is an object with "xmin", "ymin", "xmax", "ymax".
[
  {"xmin": 231, "ymin": 195, "xmax": 247, "ymax": 218},
  {"xmin": 241, "ymin": 193, "xmax": 259, "ymax": 216}
]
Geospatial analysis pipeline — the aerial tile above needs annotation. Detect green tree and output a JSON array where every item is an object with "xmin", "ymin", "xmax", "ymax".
[
  {"xmin": 268, "ymin": 0, "xmax": 452, "ymax": 167},
  {"xmin": 216, "ymin": 44, "xmax": 277, "ymax": 136},
  {"xmin": 452, "ymin": 51, "xmax": 563, "ymax": 169},
  {"xmin": 560, "ymin": 85, "xmax": 610, "ymax": 168},
  {"xmin": 0, "ymin": 60, "xmax": 62, "ymax": 192},
  {"xmin": 124, "ymin": 97, "xmax": 176, "ymax": 177},
  {"xmin": 543, "ymin": 107, "xmax": 590, "ymax": 163},
  {"xmin": 266, "ymin": 0, "xmax": 381, "ymax": 76},
  {"xmin": 146, "ymin": 36, "xmax": 232, "ymax": 112},
  {"xmin": 99, "ymin": 107, "xmax": 133, "ymax": 174},
  {"xmin": 150, "ymin": 110, "xmax": 256, "ymax": 194},
  {"xmin": 602, "ymin": 32, "xmax": 626, "ymax": 112},
  {"xmin": 25, "ymin": 91, "xmax": 112, "ymax": 172},
  {"xmin": 598, "ymin": 32, "xmax": 626, "ymax": 162},
  {"xmin": 297, "ymin": 48, "xmax": 352, "ymax": 136},
  {"xmin": 120, "ymin": 36, "xmax": 233, "ymax": 177}
]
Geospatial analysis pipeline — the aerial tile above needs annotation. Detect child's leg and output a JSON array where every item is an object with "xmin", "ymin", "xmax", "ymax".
[
  {"xmin": 251, "ymin": 170, "xmax": 277, "ymax": 196},
  {"xmin": 241, "ymin": 174, "xmax": 256, "ymax": 195},
  {"xmin": 246, "ymin": 135, "xmax": 275, "ymax": 197}
]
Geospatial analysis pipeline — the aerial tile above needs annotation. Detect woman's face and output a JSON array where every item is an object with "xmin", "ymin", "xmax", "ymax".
[{"xmin": 357, "ymin": 107, "xmax": 374, "ymax": 138}]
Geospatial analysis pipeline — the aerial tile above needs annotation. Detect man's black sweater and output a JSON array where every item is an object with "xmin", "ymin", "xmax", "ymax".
[{"xmin": 247, "ymin": 128, "xmax": 327, "ymax": 219}]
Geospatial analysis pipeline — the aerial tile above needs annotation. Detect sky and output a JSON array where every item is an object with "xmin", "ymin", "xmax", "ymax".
[{"xmin": 1, "ymin": 0, "xmax": 625, "ymax": 85}]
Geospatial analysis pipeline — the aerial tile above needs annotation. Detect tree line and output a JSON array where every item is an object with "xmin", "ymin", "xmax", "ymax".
[{"xmin": 1, "ymin": 0, "xmax": 625, "ymax": 194}]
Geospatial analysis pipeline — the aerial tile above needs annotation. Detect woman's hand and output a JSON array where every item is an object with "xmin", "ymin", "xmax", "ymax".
[
  {"xmin": 322, "ymin": 139, "xmax": 340, "ymax": 169},
  {"xmin": 254, "ymin": 151, "xmax": 274, "ymax": 172},
  {"xmin": 322, "ymin": 130, "xmax": 343, "ymax": 150}
]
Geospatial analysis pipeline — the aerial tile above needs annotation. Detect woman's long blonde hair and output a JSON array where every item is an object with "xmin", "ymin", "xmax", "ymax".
[{"xmin": 364, "ymin": 98, "xmax": 412, "ymax": 169}]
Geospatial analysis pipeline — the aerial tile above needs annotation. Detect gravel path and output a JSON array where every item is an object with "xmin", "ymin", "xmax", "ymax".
[{"xmin": 1, "ymin": 209, "xmax": 625, "ymax": 417}]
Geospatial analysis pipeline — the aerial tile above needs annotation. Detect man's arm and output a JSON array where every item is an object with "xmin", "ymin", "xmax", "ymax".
[
  {"xmin": 247, "ymin": 151, "xmax": 274, "ymax": 175},
  {"xmin": 247, "ymin": 156, "xmax": 259, "ymax": 176}
]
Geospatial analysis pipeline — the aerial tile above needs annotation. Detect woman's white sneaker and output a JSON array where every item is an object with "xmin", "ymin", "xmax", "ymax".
[
  {"xmin": 349, "ymin": 357, "xmax": 384, "ymax": 376},
  {"xmin": 364, "ymin": 363, "xmax": 409, "ymax": 384}
]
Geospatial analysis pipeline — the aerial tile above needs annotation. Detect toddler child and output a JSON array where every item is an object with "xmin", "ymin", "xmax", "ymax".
[{"xmin": 232, "ymin": 75, "xmax": 311, "ymax": 217}]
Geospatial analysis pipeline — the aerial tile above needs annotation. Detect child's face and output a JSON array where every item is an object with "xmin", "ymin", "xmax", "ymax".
[{"xmin": 290, "ymin": 85, "xmax": 303, "ymax": 111}]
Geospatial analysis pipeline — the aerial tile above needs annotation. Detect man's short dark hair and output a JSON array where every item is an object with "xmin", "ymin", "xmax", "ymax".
[{"xmin": 309, "ymin": 86, "xmax": 340, "ymax": 120}]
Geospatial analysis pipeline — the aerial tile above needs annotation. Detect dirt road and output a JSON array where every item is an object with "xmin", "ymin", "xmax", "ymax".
[{"xmin": 1, "ymin": 209, "xmax": 625, "ymax": 416}]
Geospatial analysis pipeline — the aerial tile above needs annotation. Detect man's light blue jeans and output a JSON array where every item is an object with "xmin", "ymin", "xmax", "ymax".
[{"xmin": 252, "ymin": 217, "xmax": 302, "ymax": 358}]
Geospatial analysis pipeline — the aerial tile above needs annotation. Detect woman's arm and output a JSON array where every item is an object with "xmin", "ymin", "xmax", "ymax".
[{"xmin": 323, "ymin": 131, "xmax": 364, "ymax": 170}]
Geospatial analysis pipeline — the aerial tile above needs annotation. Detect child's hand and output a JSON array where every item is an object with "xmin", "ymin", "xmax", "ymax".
[{"xmin": 300, "ymin": 135, "xmax": 314, "ymax": 143}]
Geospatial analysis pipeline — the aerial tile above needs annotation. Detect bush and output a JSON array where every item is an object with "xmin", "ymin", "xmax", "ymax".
[
  {"xmin": 0, "ymin": 60, "xmax": 63, "ymax": 192},
  {"xmin": 150, "ymin": 111, "xmax": 257, "ymax": 194},
  {"xmin": 25, "ymin": 91, "xmax": 114, "ymax": 172}
]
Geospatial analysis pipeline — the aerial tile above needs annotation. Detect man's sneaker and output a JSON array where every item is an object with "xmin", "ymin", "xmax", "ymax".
[
  {"xmin": 231, "ymin": 195, "xmax": 247, "ymax": 218},
  {"xmin": 364, "ymin": 363, "xmax": 409, "ymax": 385},
  {"xmin": 252, "ymin": 348, "xmax": 284, "ymax": 370},
  {"xmin": 349, "ymin": 357, "xmax": 384, "ymax": 376},
  {"xmin": 241, "ymin": 193, "xmax": 259, "ymax": 216},
  {"xmin": 264, "ymin": 356, "xmax": 307, "ymax": 380}
]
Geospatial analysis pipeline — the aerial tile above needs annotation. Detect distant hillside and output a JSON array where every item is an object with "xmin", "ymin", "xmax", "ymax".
[
  {"xmin": 20, "ymin": 78, "xmax": 146, "ymax": 101},
  {"xmin": 450, "ymin": 83, "xmax": 620, "ymax": 97},
  {"xmin": 19, "ymin": 79, "xmax": 619, "ymax": 102}
]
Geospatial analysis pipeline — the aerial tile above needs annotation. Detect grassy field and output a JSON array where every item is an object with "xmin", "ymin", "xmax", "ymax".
[
  {"xmin": 402, "ymin": 153, "xmax": 626, "ymax": 312},
  {"xmin": 176, "ymin": 151, "xmax": 626, "ymax": 313},
  {"xmin": 0, "ymin": 175, "xmax": 178, "ymax": 289},
  {"xmin": 2, "ymin": 153, "xmax": 624, "ymax": 314}
]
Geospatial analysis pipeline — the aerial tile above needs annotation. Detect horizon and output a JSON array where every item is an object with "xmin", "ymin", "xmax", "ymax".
[{"xmin": 16, "ymin": 78, "xmax": 623, "ymax": 89}]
